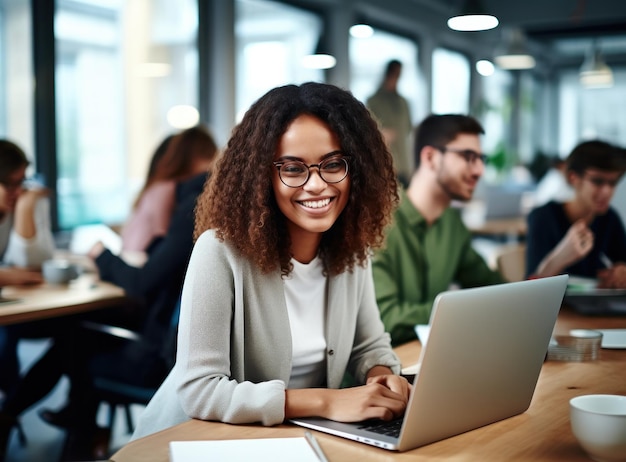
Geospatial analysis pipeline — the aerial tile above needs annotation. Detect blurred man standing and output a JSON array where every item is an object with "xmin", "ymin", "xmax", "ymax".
[{"xmin": 367, "ymin": 60, "xmax": 413, "ymax": 187}]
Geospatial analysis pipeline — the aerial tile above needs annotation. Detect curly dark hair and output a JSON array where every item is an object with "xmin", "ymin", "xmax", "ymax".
[{"xmin": 194, "ymin": 82, "xmax": 399, "ymax": 276}]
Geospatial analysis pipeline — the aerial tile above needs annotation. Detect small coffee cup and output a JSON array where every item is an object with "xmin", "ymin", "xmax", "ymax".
[
  {"xmin": 42, "ymin": 259, "xmax": 81, "ymax": 285},
  {"xmin": 570, "ymin": 394, "xmax": 626, "ymax": 461}
]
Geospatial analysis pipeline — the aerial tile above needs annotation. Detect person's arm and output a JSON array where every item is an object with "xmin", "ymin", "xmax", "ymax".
[
  {"xmin": 533, "ymin": 219, "xmax": 593, "ymax": 278},
  {"xmin": 90, "ymin": 187, "xmax": 196, "ymax": 298},
  {"xmin": 284, "ymin": 374, "xmax": 409, "ymax": 422},
  {"xmin": 0, "ymin": 267, "xmax": 43, "ymax": 286},
  {"xmin": 4, "ymin": 191, "xmax": 55, "ymax": 268},
  {"xmin": 597, "ymin": 263, "xmax": 626, "ymax": 288},
  {"xmin": 175, "ymin": 232, "xmax": 288, "ymax": 426}
]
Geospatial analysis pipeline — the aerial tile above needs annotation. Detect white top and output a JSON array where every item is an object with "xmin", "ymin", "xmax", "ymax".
[
  {"xmin": 0, "ymin": 197, "xmax": 55, "ymax": 268},
  {"xmin": 284, "ymin": 256, "xmax": 327, "ymax": 389}
]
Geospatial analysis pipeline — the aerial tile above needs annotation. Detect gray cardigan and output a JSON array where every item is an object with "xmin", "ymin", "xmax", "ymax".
[{"xmin": 132, "ymin": 230, "xmax": 400, "ymax": 439}]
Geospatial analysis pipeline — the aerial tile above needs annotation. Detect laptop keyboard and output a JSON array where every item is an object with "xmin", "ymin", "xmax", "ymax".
[{"xmin": 358, "ymin": 418, "xmax": 403, "ymax": 437}]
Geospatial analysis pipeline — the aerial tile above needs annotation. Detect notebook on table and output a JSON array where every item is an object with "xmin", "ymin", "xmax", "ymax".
[{"xmin": 290, "ymin": 275, "xmax": 568, "ymax": 451}]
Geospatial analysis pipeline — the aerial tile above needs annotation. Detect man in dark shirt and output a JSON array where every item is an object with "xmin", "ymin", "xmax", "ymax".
[{"xmin": 526, "ymin": 140, "xmax": 626, "ymax": 288}]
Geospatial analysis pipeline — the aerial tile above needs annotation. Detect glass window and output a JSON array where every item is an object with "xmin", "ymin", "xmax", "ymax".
[
  {"xmin": 0, "ymin": 0, "xmax": 35, "ymax": 163},
  {"xmin": 431, "ymin": 47, "xmax": 470, "ymax": 114},
  {"xmin": 559, "ymin": 67, "xmax": 626, "ymax": 155},
  {"xmin": 235, "ymin": 0, "xmax": 324, "ymax": 121},
  {"xmin": 55, "ymin": 0, "xmax": 199, "ymax": 228},
  {"xmin": 478, "ymin": 68, "xmax": 512, "ymax": 155},
  {"xmin": 349, "ymin": 27, "xmax": 421, "ymax": 123}
]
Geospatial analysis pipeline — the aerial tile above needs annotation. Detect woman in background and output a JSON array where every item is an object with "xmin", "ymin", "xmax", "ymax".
[
  {"xmin": 120, "ymin": 126, "xmax": 218, "ymax": 260},
  {"xmin": 0, "ymin": 140, "xmax": 51, "ymax": 403},
  {"xmin": 0, "ymin": 139, "xmax": 54, "ymax": 269},
  {"xmin": 133, "ymin": 82, "xmax": 410, "ymax": 438}
]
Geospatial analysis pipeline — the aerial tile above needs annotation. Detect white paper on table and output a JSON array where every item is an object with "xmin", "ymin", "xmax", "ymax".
[
  {"xmin": 596, "ymin": 329, "xmax": 626, "ymax": 349},
  {"xmin": 169, "ymin": 437, "xmax": 320, "ymax": 462},
  {"xmin": 401, "ymin": 324, "xmax": 431, "ymax": 376}
]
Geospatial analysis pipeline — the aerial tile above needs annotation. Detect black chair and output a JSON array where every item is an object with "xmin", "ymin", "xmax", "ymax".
[
  {"xmin": 60, "ymin": 300, "xmax": 181, "ymax": 460},
  {"xmin": 87, "ymin": 299, "xmax": 180, "ymax": 436}
]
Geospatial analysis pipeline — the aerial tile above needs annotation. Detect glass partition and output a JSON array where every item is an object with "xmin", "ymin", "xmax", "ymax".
[
  {"xmin": 349, "ymin": 27, "xmax": 420, "ymax": 122},
  {"xmin": 0, "ymin": 0, "xmax": 35, "ymax": 163},
  {"xmin": 431, "ymin": 47, "xmax": 470, "ymax": 114},
  {"xmin": 55, "ymin": 0, "xmax": 199, "ymax": 228},
  {"xmin": 235, "ymin": 0, "xmax": 324, "ymax": 121}
]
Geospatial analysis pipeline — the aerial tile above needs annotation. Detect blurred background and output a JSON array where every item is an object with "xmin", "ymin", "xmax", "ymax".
[{"xmin": 1, "ymin": 0, "xmax": 626, "ymax": 233}]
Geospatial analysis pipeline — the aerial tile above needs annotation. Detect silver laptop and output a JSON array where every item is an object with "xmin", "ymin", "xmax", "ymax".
[{"xmin": 291, "ymin": 275, "xmax": 568, "ymax": 451}]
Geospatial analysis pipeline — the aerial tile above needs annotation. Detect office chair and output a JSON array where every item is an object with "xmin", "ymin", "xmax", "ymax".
[
  {"xmin": 83, "ymin": 300, "xmax": 181, "ymax": 435},
  {"xmin": 496, "ymin": 244, "xmax": 527, "ymax": 282}
]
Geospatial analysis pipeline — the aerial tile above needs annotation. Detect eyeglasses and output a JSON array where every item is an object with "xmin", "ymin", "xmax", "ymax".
[
  {"xmin": 435, "ymin": 146, "xmax": 488, "ymax": 165},
  {"xmin": 583, "ymin": 175, "xmax": 620, "ymax": 188},
  {"xmin": 273, "ymin": 155, "xmax": 350, "ymax": 188},
  {"xmin": 0, "ymin": 177, "xmax": 25, "ymax": 191}
]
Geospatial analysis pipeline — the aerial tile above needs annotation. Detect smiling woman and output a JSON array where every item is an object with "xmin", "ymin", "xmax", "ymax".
[{"xmin": 130, "ymin": 81, "xmax": 410, "ymax": 440}]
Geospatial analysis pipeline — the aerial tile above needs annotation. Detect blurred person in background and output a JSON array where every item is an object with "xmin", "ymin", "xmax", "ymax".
[
  {"xmin": 526, "ymin": 140, "xmax": 626, "ymax": 288},
  {"xmin": 372, "ymin": 114, "xmax": 504, "ymax": 346},
  {"xmin": 0, "ymin": 126, "xmax": 220, "ymax": 460},
  {"xmin": 0, "ymin": 140, "xmax": 52, "ymax": 404},
  {"xmin": 120, "ymin": 127, "xmax": 218, "ymax": 265},
  {"xmin": 367, "ymin": 60, "xmax": 413, "ymax": 187},
  {"xmin": 0, "ymin": 139, "xmax": 54, "ymax": 269}
]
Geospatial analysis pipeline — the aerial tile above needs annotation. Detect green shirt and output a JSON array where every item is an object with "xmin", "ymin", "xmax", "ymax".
[{"xmin": 373, "ymin": 190, "xmax": 505, "ymax": 346}]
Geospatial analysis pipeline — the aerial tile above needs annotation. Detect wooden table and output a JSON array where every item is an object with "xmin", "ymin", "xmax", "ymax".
[
  {"xmin": 468, "ymin": 216, "xmax": 527, "ymax": 240},
  {"xmin": 0, "ymin": 274, "xmax": 127, "ymax": 326},
  {"xmin": 111, "ymin": 309, "xmax": 626, "ymax": 461}
]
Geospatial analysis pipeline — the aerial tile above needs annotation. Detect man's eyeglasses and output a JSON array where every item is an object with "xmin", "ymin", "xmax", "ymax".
[
  {"xmin": 0, "ymin": 177, "xmax": 26, "ymax": 191},
  {"xmin": 583, "ymin": 175, "xmax": 620, "ymax": 188},
  {"xmin": 273, "ymin": 155, "xmax": 350, "ymax": 188},
  {"xmin": 435, "ymin": 146, "xmax": 488, "ymax": 165}
]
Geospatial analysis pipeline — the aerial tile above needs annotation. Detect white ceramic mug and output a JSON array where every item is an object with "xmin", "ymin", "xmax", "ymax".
[{"xmin": 42, "ymin": 259, "xmax": 81, "ymax": 284}]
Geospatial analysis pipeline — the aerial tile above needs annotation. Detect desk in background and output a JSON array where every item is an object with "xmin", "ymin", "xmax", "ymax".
[
  {"xmin": 467, "ymin": 216, "xmax": 527, "ymax": 241},
  {"xmin": 111, "ymin": 308, "xmax": 626, "ymax": 462},
  {"xmin": 0, "ymin": 274, "xmax": 127, "ymax": 326}
]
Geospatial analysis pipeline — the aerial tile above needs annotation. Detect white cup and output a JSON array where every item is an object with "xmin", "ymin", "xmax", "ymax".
[
  {"xmin": 42, "ymin": 259, "xmax": 81, "ymax": 285},
  {"xmin": 570, "ymin": 394, "xmax": 626, "ymax": 462}
]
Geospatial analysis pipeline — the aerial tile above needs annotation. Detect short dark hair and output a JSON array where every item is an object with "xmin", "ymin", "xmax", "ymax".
[
  {"xmin": 413, "ymin": 114, "xmax": 484, "ymax": 169},
  {"xmin": 0, "ymin": 139, "xmax": 29, "ymax": 183},
  {"xmin": 566, "ymin": 140, "xmax": 626, "ymax": 176},
  {"xmin": 384, "ymin": 59, "xmax": 402, "ymax": 78}
]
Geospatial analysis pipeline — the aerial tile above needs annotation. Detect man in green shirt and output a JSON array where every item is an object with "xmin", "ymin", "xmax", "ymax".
[{"xmin": 373, "ymin": 114, "xmax": 505, "ymax": 346}]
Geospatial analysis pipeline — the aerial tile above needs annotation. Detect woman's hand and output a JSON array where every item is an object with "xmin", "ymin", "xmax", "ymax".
[
  {"xmin": 0, "ymin": 268, "xmax": 43, "ymax": 287},
  {"xmin": 366, "ymin": 373, "xmax": 412, "ymax": 402},
  {"xmin": 324, "ymin": 381, "xmax": 409, "ymax": 422},
  {"xmin": 285, "ymin": 373, "xmax": 411, "ymax": 423},
  {"xmin": 597, "ymin": 263, "xmax": 626, "ymax": 289}
]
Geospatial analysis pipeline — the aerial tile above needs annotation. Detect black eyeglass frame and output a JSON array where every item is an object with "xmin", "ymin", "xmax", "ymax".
[
  {"xmin": 434, "ymin": 146, "xmax": 488, "ymax": 165},
  {"xmin": 272, "ymin": 155, "xmax": 351, "ymax": 188}
]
